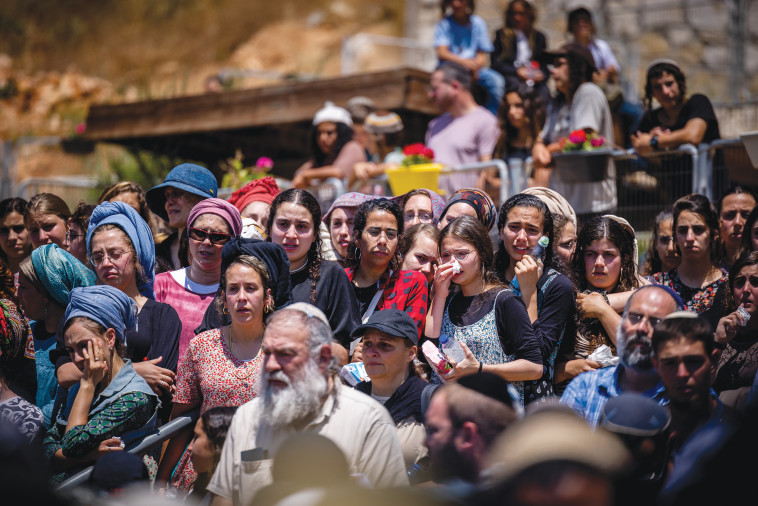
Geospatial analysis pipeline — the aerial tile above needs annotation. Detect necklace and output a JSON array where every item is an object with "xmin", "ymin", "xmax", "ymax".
[{"xmin": 226, "ymin": 328, "xmax": 261, "ymax": 380}]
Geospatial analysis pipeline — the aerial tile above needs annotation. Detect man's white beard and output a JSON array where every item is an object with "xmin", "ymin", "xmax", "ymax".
[{"xmin": 259, "ymin": 358, "xmax": 329, "ymax": 427}]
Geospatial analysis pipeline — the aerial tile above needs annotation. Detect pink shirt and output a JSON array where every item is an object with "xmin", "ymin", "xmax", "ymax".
[{"xmin": 154, "ymin": 269, "xmax": 217, "ymax": 362}]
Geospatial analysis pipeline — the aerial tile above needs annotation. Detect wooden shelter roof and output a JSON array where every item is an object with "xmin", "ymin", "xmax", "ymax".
[{"xmin": 82, "ymin": 67, "xmax": 436, "ymax": 177}]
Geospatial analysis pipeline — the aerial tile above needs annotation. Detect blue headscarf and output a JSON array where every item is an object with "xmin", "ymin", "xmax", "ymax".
[
  {"xmin": 87, "ymin": 201, "xmax": 156, "ymax": 299},
  {"xmin": 64, "ymin": 285, "xmax": 136, "ymax": 343},
  {"xmin": 31, "ymin": 244, "xmax": 97, "ymax": 307}
]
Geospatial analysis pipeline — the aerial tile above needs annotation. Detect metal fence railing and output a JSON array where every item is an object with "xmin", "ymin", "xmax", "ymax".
[
  {"xmin": 299, "ymin": 138, "xmax": 757, "ymax": 234},
  {"xmin": 55, "ymin": 408, "xmax": 200, "ymax": 493}
]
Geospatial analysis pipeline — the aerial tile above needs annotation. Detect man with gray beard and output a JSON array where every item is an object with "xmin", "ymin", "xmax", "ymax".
[
  {"xmin": 561, "ymin": 285, "xmax": 683, "ymax": 427},
  {"xmin": 208, "ymin": 303, "xmax": 408, "ymax": 506}
]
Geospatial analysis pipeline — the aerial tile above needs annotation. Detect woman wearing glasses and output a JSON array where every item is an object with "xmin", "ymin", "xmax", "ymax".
[
  {"xmin": 346, "ymin": 199, "xmax": 428, "ymax": 359},
  {"xmin": 426, "ymin": 215, "xmax": 542, "ymax": 406},
  {"xmin": 156, "ymin": 238, "xmax": 289, "ymax": 496},
  {"xmin": 266, "ymin": 189, "xmax": 360, "ymax": 357},
  {"xmin": 155, "ymin": 199, "xmax": 242, "ymax": 362},
  {"xmin": 86, "ymin": 201, "xmax": 181, "ymax": 421}
]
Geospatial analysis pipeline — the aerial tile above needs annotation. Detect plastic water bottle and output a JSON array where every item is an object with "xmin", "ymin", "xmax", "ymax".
[
  {"xmin": 525, "ymin": 60, "xmax": 540, "ymax": 88},
  {"xmin": 512, "ymin": 236, "xmax": 550, "ymax": 291},
  {"xmin": 439, "ymin": 333, "xmax": 465, "ymax": 364}
]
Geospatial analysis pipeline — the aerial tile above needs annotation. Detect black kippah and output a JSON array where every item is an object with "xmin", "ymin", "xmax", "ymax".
[{"xmin": 457, "ymin": 372, "xmax": 515, "ymax": 408}]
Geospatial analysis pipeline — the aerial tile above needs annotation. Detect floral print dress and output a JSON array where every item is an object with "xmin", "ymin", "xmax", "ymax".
[{"xmin": 169, "ymin": 328, "xmax": 264, "ymax": 492}]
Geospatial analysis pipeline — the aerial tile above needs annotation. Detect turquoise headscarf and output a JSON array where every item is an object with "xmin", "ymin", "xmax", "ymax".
[
  {"xmin": 87, "ymin": 201, "xmax": 156, "ymax": 299},
  {"xmin": 31, "ymin": 244, "xmax": 97, "ymax": 306},
  {"xmin": 64, "ymin": 285, "xmax": 136, "ymax": 343}
]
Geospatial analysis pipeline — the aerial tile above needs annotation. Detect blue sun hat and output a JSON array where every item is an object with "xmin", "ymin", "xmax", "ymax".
[{"xmin": 146, "ymin": 163, "xmax": 218, "ymax": 221}]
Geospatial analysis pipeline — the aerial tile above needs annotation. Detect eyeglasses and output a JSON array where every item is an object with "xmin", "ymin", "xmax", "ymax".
[
  {"xmin": 440, "ymin": 249, "xmax": 473, "ymax": 263},
  {"xmin": 188, "ymin": 227, "xmax": 232, "ymax": 245},
  {"xmin": 404, "ymin": 211, "xmax": 434, "ymax": 223},
  {"xmin": 625, "ymin": 312, "xmax": 662, "ymax": 328},
  {"xmin": 91, "ymin": 249, "xmax": 131, "ymax": 267},
  {"xmin": 365, "ymin": 227, "xmax": 398, "ymax": 241}
]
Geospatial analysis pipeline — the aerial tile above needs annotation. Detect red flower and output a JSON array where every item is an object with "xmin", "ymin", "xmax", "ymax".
[
  {"xmin": 403, "ymin": 143, "xmax": 426, "ymax": 156},
  {"xmin": 569, "ymin": 129, "xmax": 586, "ymax": 144},
  {"xmin": 422, "ymin": 147, "xmax": 434, "ymax": 159},
  {"xmin": 590, "ymin": 137, "xmax": 605, "ymax": 148}
]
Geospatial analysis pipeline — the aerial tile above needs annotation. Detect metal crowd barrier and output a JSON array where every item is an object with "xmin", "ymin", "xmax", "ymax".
[
  {"xmin": 304, "ymin": 140, "xmax": 754, "ymax": 232},
  {"xmin": 55, "ymin": 408, "xmax": 200, "ymax": 493}
]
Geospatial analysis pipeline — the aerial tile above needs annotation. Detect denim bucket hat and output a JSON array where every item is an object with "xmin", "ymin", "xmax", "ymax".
[{"xmin": 146, "ymin": 163, "xmax": 218, "ymax": 221}]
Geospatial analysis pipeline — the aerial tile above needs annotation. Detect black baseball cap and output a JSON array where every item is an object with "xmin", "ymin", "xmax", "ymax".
[{"xmin": 352, "ymin": 309, "xmax": 419, "ymax": 346}]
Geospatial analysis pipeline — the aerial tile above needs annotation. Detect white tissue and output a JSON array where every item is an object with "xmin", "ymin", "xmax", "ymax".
[
  {"xmin": 587, "ymin": 344, "xmax": 619, "ymax": 368},
  {"xmin": 452, "ymin": 259, "xmax": 462, "ymax": 274}
]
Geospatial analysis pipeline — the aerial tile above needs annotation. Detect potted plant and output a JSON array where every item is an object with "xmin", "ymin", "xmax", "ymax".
[
  {"xmin": 385, "ymin": 143, "xmax": 444, "ymax": 195},
  {"xmin": 552, "ymin": 128, "xmax": 612, "ymax": 183}
]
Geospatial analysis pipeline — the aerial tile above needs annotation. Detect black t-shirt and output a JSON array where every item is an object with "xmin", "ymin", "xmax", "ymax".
[
  {"xmin": 444, "ymin": 287, "xmax": 542, "ymax": 364},
  {"xmin": 638, "ymin": 93, "xmax": 720, "ymax": 145},
  {"xmin": 290, "ymin": 260, "xmax": 361, "ymax": 349}
]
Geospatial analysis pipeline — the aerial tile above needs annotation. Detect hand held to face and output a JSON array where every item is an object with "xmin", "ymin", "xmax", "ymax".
[{"xmin": 82, "ymin": 339, "xmax": 108, "ymax": 387}]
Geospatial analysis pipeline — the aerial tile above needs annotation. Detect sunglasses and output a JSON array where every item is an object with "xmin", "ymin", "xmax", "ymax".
[{"xmin": 188, "ymin": 227, "xmax": 232, "ymax": 245}]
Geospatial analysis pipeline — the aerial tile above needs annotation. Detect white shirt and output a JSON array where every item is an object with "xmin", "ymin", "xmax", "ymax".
[{"xmin": 207, "ymin": 381, "xmax": 409, "ymax": 505}]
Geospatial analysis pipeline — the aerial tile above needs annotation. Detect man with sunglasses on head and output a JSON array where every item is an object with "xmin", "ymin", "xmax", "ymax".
[{"xmin": 561, "ymin": 285, "xmax": 683, "ymax": 427}]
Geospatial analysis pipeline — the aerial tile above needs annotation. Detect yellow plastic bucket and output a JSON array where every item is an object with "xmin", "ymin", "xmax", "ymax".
[{"xmin": 386, "ymin": 163, "xmax": 445, "ymax": 196}]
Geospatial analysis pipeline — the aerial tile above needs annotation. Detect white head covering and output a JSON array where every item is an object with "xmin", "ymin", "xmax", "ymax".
[
  {"xmin": 313, "ymin": 101, "xmax": 352, "ymax": 127},
  {"xmin": 521, "ymin": 187, "xmax": 577, "ymax": 229}
]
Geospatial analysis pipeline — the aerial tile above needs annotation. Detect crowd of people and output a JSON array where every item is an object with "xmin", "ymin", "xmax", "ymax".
[{"xmin": 0, "ymin": 2, "xmax": 752, "ymax": 506}]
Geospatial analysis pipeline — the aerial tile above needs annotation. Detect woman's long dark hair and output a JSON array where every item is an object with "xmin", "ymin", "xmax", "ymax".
[
  {"xmin": 641, "ymin": 207, "xmax": 674, "ymax": 276},
  {"xmin": 495, "ymin": 84, "xmax": 546, "ymax": 159},
  {"xmin": 673, "ymin": 193, "xmax": 720, "ymax": 267},
  {"xmin": 191, "ymin": 406, "xmax": 239, "ymax": 499},
  {"xmin": 0, "ymin": 198, "xmax": 28, "ymax": 264},
  {"xmin": 266, "ymin": 189, "xmax": 322, "ymax": 304},
  {"xmin": 311, "ymin": 122, "xmax": 355, "ymax": 168},
  {"xmin": 571, "ymin": 216, "xmax": 637, "ymax": 293},
  {"xmin": 440, "ymin": 215, "xmax": 502, "ymax": 290},
  {"xmin": 346, "ymin": 198, "xmax": 404, "ymax": 272},
  {"xmin": 495, "ymin": 194, "xmax": 555, "ymax": 281},
  {"xmin": 564, "ymin": 51, "xmax": 595, "ymax": 103}
]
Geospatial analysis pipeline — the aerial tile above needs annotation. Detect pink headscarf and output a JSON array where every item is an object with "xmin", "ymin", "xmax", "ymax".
[{"xmin": 187, "ymin": 198, "xmax": 242, "ymax": 236}]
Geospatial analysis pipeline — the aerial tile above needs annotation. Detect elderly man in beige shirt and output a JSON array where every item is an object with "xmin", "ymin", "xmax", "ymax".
[{"xmin": 208, "ymin": 303, "xmax": 408, "ymax": 506}]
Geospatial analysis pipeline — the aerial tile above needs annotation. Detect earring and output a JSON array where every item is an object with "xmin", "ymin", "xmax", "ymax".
[
  {"xmin": 222, "ymin": 305, "xmax": 229, "ymax": 315},
  {"xmin": 264, "ymin": 303, "xmax": 274, "ymax": 314}
]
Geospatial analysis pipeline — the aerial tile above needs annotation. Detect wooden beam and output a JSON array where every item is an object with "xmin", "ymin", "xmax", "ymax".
[{"xmin": 84, "ymin": 68, "xmax": 433, "ymax": 141}]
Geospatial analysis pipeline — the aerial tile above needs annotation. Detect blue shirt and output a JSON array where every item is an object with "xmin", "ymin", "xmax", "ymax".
[
  {"xmin": 560, "ymin": 365, "xmax": 666, "ymax": 427},
  {"xmin": 433, "ymin": 15, "xmax": 493, "ymax": 60}
]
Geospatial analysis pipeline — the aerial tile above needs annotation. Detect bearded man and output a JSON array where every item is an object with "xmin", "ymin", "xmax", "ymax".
[
  {"xmin": 208, "ymin": 303, "xmax": 408, "ymax": 506},
  {"xmin": 561, "ymin": 285, "xmax": 682, "ymax": 427}
]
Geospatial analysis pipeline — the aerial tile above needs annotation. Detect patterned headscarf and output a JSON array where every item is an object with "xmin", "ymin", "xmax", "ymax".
[
  {"xmin": 31, "ymin": 244, "xmax": 97, "ymax": 306},
  {"xmin": 64, "ymin": 286, "xmax": 136, "ymax": 343},
  {"xmin": 87, "ymin": 201, "xmax": 156, "ymax": 299},
  {"xmin": 441, "ymin": 188, "xmax": 497, "ymax": 230},
  {"xmin": 0, "ymin": 299, "xmax": 33, "ymax": 374}
]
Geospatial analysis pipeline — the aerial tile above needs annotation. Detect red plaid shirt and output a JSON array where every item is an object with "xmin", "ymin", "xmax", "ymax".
[{"xmin": 345, "ymin": 267, "xmax": 428, "ymax": 337}]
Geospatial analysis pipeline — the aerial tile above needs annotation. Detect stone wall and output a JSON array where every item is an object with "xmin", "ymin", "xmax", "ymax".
[{"xmin": 409, "ymin": 0, "xmax": 758, "ymax": 137}]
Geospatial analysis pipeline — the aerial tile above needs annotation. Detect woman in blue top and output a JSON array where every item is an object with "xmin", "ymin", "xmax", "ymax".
[
  {"xmin": 43, "ymin": 285, "xmax": 158, "ymax": 483},
  {"xmin": 495, "ymin": 193, "xmax": 574, "ymax": 403}
]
